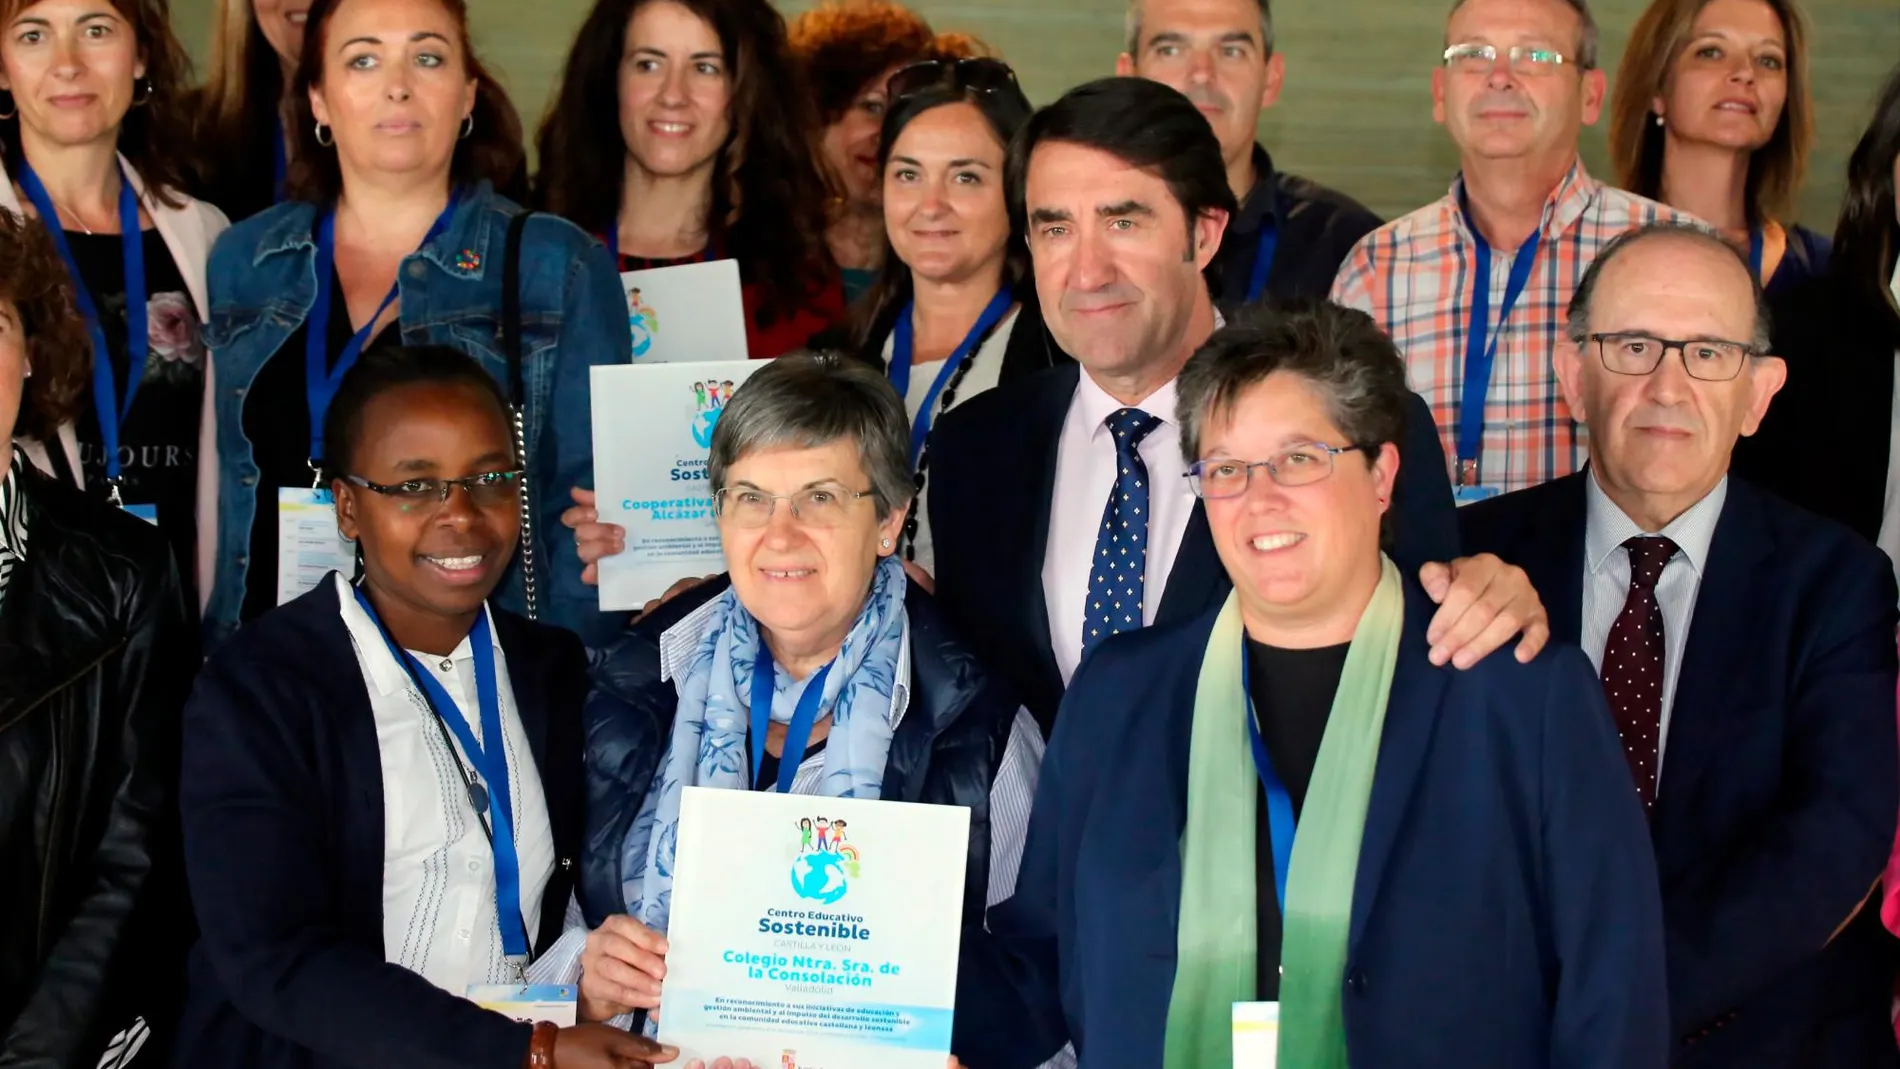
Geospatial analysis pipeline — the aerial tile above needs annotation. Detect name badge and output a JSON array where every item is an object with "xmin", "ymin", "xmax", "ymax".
[
  {"xmin": 122, "ymin": 502, "xmax": 159, "ymax": 525},
  {"xmin": 1452, "ymin": 484, "xmax": 1502, "ymax": 506},
  {"xmin": 276, "ymin": 487, "xmax": 355, "ymax": 604},
  {"xmin": 1233, "ymin": 1001, "xmax": 1279, "ymax": 1069},
  {"xmin": 467, "ymin": 984, "xmax": 578, "ymax": 1027}
]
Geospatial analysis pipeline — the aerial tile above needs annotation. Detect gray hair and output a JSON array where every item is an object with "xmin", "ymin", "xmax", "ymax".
[
  {"xmin": 707, "ymin": 351, "xmax": 914, "ymax": 520},
  {"xmin": 1445, "ymin": 0, "xmax": 1599, "ymax": 70},
  {"xmin": 1126, "ymin": 0, "xmax": 1274, "ymax": 60},
  {"xmin": 1565, "ymin": 222, "xmax": 1773, "ymax": 353},
  {"xmin": 1177, "ymin": 298, "xmax": 1409, "ymax": 463}
]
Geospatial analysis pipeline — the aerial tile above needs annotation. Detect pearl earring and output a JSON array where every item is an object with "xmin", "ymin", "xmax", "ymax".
[{"xmin": 1654, "ymin": 113, "xmax": 1665, "ymax": 128}]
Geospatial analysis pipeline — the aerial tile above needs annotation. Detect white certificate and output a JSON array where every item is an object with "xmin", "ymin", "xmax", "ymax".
[
  {"xmin": 659, "ymin": 787, "xmax": 970, "ymax": 1069},
  {"xmin": 590, "ymin": 361, "xmax": 767, "ymax": 610},
  {"xmin": 620, "ymin": 259, "xmax": 750, "ymax": 362}
]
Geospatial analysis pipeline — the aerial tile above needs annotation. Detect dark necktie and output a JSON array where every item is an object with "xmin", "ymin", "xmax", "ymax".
[
  {"xmin": 1082, "ymin": 407, "xmax": 1163, "ymax": 654},
  {"xmin": 1600, "ymin": 535, "xmax": 1678, "ymax": 808}
]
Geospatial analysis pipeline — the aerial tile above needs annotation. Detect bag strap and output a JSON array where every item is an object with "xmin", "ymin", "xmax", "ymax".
[{"xmin": 503, "ymin": 209, "xmax": 537, "ymax": 621}]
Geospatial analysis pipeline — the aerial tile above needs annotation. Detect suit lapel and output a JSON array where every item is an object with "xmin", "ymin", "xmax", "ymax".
[
  {"xmin": 492, "ymin": 611, "xmax": 550, "ymax": 786},
  {"xmin": 1157, "ymin": 501, "xmax": 1232, "ymax": 626},
  {"xmin": 1652, "ymin": 481, "xmax": 1773, "ymax": 833},
  {"xmin": 1349, "ymin": 585, "xmax": 1448, "ymax": 951},
  {"xmin": 1019, "ymin": 364, "xmax": 1078, "ymax": 694},
  {"xmin": 1495, "ymin": 475, "xmax": 1588, "ymax": 647}
]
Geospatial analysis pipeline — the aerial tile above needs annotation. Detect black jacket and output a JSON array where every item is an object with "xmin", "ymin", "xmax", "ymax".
[
  {"xmin": 927, "ymin": 361, "xmax": 1460, "ymax": 734},
  {"xmin": 578, "ymin": 575, "xmax": 1021, "ymax": 935},
  {"xmin": 0, "ymin": 461, "xmax": 195, "ymax": 1068},
  {"xmin": 170, "ymin": 579, "xmax": 586, "ymax": 1069},
  {"xmin": 1732, "ymin": 268, "xmax": 1900, "ymax": 543}
]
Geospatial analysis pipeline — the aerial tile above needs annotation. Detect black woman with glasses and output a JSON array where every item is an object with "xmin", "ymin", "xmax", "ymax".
[
  {"xmin": 837, "ymin": 57, "xmax": 1069, "ymax": 577},
  {"xmin": 963, "ymin": 298, "xmax": 1666, "ymax": 1069},
  {"xmin": 174, "ymin": 344, "xmax": 679, "ymax": 1069}
]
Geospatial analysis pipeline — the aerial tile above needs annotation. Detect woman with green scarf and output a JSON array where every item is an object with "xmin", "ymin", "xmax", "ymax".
[{"xmin": 966, "ymin": 299, "xmax": 1668, "ymax": 1069}]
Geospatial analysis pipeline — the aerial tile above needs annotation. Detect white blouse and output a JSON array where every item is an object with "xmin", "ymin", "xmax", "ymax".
[{"xmin": 334, "ymin": 574, "xmax": 557, "ymax": 995}]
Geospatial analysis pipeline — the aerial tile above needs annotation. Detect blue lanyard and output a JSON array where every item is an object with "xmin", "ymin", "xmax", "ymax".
[
  {"xmin": 271, "ymin": 115, "xmax": 288, "ymax": 203},
  {"xmin": 888, "ymin": 289, "xmax": 1013, "ymax": 468},
  {"xmin": 1245, "ymin": 219, "xmax": 1280, "ymax": 303},
  {"xmin": 305, "ymin": 191, "xmax": 461, "ymax": 469},
  {"xmin": 352, "ymin": 586, "xmax": 531, "ymax": 959},
  {"xmin": 20, "ymin": 164, "xmax": 147, "ymax": 498},
  {"xmin": 1456, "ymin": 193, "xmax": 1540, "ymax": 486},
  {"xmin": 1241, "ymin": 648, "xmax": 1296, "ymax": 914},
  {"xmin": 1747, "ymin": 226, "xmax": 1764, "ymax": 281},
  {"xmin": 748, "ymin": 646, "xmax": 835, "ymax": 795}
]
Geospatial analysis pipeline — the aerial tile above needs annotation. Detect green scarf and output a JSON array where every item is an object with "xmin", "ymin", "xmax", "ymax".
[{"xmin": 1162, "ymin": 556, "xmax": 1404, "ymax": 1069}]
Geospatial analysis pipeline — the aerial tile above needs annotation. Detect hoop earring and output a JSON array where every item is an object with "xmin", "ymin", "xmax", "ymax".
[
  {"xmin": 460, "ymin": 112, "xmax": 474, "ymax": 140},
  {"xmin": 314, "ymin": 121, "xmax": 333, "ymax": 147},
  {"xmin": 0, "ymin": 91, "xmax": 15, "ymax": 121},
  {"xmin": 130, "ymin": 77, "xmax": 152, "ymax": 107}
]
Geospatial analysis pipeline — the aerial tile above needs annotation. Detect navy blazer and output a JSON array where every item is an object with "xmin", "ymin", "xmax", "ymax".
[
  {"xmin": 963, "ymin": 576, "xmax": 1668, "ymax": 1069},
  {"xmin": 928, "ymin": 361, "xmax": 1459, "ymax": 734},
  {"xmin": 1460, "ymin": 473, "xmax": 1900, "ymax": 1068},
  {"xmin": 171, "ymin": 579, "xmax": 588, "ymax": 1069}
]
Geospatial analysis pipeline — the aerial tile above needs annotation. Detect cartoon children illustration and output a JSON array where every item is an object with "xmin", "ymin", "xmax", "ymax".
[
  {"xmin": 815, "ymin": 817, "xmax": 831, "ymax": 852},
  {"xmin": 721, "ymin": 379, "xmax": 736, "ymax": 407},
  {"xmin": 829, "ymin": 819, "xmax": 847, "ymax": 849},
  {"xmin": 797, "ymin": 817, "xmax": 814, "ymax": 855},
  {"xmin": 693, "ymin": 380, "xmax": 708, "ymax": 409}
]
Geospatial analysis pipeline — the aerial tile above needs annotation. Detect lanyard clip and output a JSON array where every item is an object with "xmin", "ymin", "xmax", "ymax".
[
  {"xmin": 1456, "ymin": 457, "xmax": 1481, "ymax": 488},
  {"xmin": 308, "ymin": 458, "xmax": 324, "ymax": 490},
  {"xmin": 104, "ymin": 477, "xmax": 124, "ymax": 507}
]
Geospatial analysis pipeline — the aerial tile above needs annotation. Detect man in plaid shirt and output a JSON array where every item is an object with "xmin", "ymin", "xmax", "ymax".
[{"xmin": 1332, "ymin": 0, "xmax": 1698, "ymax": 497}]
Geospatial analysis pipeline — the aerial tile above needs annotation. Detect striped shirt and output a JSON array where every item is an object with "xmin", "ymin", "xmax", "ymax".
[
  {"xmin": 1331, "ymin": 160, "xmax": 1697, "ymax": 493},
  {"xmin": 0, "ymin": 447, "xmax": 27, "ymax": 612}
]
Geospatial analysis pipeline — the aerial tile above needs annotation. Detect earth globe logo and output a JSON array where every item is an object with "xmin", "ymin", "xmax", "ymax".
[
  {"xmin": 790, "ymin": 816, "xmax": 861, "ymax": 904},
  {"xmin": 691, "ymin": 407, "xmax": 723, "ymax": 449}
]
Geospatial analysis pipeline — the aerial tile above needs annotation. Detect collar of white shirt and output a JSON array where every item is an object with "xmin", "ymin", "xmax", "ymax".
[
  {"xmin": 1583, "ymin": 469, "xmax": 1727, "ymax": 579},
  {"xmin": 334, "ymin": 573, "xmax": 504, "ymax": 695},
  {"xmin": 1075, "ymin": 371, "xmax": 1181, "ymax": 442},
  {"xmin": 657, "ymin": 590, "xmax": 913, "ymax": 730}
]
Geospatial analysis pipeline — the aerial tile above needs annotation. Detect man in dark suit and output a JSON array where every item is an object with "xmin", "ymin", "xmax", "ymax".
[
  {"xmin": 1460, "ymin": 221, "xmax": 1900, "ymax": 1068},
  {"xmin": 931, "ymin": 77, "xmax": 1549, "ymax": 734}
]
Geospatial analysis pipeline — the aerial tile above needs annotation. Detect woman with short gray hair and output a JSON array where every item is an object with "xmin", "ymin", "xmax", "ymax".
[{"xmin": 540, "ymin": 353, "xmax": 1044, "ymax": 1061}]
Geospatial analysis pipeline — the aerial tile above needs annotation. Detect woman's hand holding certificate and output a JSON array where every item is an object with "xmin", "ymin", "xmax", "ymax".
[{"xmin": 580, "ymin": 915, "xmax": 670, "ymax": 1021}]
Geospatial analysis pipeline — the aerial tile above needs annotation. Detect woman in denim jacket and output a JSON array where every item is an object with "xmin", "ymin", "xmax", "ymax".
[{"xmin": 199, "ymin": 0, "xmax": 629, "ymax": 652}]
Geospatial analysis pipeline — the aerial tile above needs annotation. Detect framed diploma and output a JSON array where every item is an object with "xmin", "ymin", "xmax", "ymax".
[
  {"xmin": 619, "ymin": 259, "xmax": 750, "ymax": 363},
  {"xmin": 590, "ymin": 361, "xmax": 768, "ymax": 610},
  {"xmin": 659, "ymin": 787, "xmax": 970, "ymax": 1069}
]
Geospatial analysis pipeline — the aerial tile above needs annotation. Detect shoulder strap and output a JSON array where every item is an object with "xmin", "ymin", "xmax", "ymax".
[{"xmin": 503, "ymin": 209, "xmax": 537, "ymax": 620}]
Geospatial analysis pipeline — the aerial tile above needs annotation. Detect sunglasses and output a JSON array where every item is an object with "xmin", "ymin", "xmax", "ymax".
[{"xmin": 886, "ymin": 57, "xmax": 1020, "ymax": 102}]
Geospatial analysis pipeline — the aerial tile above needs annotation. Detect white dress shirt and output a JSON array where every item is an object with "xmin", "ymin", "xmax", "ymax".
[
  {"xmin": 883, "ymin": 308, "xmax": 1021, "ymax": 577},
  {"xmin": 1875, "ymin": 260, "xmax": 1900, "ymax": 596},
  {"xmin": 1580, "ymin": 472, "xmax": 1727, "ymax": 779},
  {"xmin": 1042, "ymin": 372, "xmax": 1196, "ymax": 684},
  {"xmin": 335, "ymin": 574, "xmax": 557, "ymax": 995}
]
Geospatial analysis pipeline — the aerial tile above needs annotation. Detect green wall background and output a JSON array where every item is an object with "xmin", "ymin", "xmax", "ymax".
[{"xmin": 168, "ymin": 0, "xmax": 1899, "ymax": 229}]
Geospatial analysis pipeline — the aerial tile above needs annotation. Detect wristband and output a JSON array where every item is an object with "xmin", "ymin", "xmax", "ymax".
[{"xmin": 525, "ymin": 1020, "xmax": 559, "ymax": 1069}]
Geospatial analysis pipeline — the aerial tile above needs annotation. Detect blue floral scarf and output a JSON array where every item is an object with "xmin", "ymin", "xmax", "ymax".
[{"xmin": 620, "ymin": 555, "xmax": 909, "ymax": 934}]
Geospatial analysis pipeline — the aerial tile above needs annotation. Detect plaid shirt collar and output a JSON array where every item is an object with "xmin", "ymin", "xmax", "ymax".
[{"xmin": 1447, "ymin": 156, "xmax": 1601, "ymax": 247}]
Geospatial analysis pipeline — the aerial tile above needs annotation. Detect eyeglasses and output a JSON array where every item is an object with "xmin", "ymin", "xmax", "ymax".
[
  {"xmin": 1442, "ymin": 43, "xmax": 1575, "ymax": 75},
  {"xmin": 1186, "ymin": 443, "xmax": 1374, "ymax": 499},
  {"xmin": 886, "ymin": 57, "xmax": 1020, "ymax": 102},
  {"xmin": 713, "ymin": 484, "xmax": 878, "ymax": 529},
  {"xmin": 346, "ymin": 470, "xmax": 524, "ymax": 509},
  {"xmin": 1589, "ymin": 332, "xmax": 1762, "ymax": 382}
]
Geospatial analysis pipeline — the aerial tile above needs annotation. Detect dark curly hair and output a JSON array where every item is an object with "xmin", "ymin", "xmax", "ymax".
[
  {"xmin": 789, "ymin": 0, "xmax": 934, "ymax": 127},
  {"xmin": 533, "ymin": 0, "xmax": 833, "ymax": 323},
  {"xmin": 286, "ymin": 0, "xmax": 526, "ymax": 206},
  {"xmin": 0, "ymin": 0, "xmax": 195, "ymax": 208},
  {"xmin": 0, "ymin": 211, "xmax": 89, "ymax": 443}
]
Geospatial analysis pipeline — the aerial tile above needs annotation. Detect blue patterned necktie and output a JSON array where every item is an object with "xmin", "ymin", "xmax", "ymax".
[{"xmin": 1083, "ymin": 407, "xmax": 1164, "ymax": 654}]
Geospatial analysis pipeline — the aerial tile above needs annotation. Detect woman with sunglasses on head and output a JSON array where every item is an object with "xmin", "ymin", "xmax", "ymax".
[
  {"xmin": 535, "ymin": 0, "xmax": 842, "ymax": 361},
  {"xmin": 174, "ymin": 343, "xmax": 677, "ymax": 1069},
  {"xmin": 788, "ymin": 0, "xmax": 981, "ymax": 305},
  {"xmin": 1608, "ymin": 0, "xmax": 1827, "ymax": 295},
  {"xmin": 0, "ymin": 0, "xmax": 228, "ymax": 605},
  {"xmin": 526, "ymin": 355, "xmax": 1046, "ymax": 1065},
  {"xmin": 201, "ymin": 0, "xmax": 629, "ymax": 654}
]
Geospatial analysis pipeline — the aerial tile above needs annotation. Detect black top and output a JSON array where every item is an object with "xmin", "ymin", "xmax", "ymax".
[
  {"xmin": 1246, "ymin": 637, "xmax": 1348, "ymax": 999},
  {"xmin": 1212, "ymin": 144, "xmax": 1383, "ymax": 313},
  {"xmin": 238, "ymin": 267, "xmax": 397, "ymax": 623},
  {"xmin": 755, "ymin": 737, "xmax": 828, "ymax": 791},
  {"xmin": 67, "ymin": 227, "xmax": 204, "ymax": 602}
]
